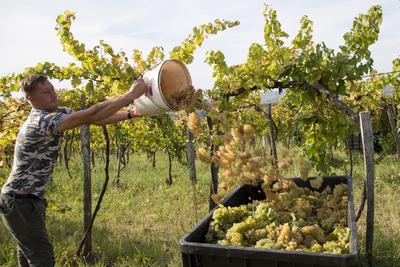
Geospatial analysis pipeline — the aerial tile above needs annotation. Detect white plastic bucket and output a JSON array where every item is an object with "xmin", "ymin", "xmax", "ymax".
[{"xmin": 132, "ymin": 59, "xmax": 193, "ymax": 116}]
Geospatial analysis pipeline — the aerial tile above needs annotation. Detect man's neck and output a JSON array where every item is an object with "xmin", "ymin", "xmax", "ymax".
[{"xmin": 32, "ymin": 105, "xmax": 57, "ymax": 113}]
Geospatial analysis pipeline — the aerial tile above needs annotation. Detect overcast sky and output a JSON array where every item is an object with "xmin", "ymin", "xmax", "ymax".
[{"xmin": 0, "ymin": 0, "xmax": 399, "ymax": 90}]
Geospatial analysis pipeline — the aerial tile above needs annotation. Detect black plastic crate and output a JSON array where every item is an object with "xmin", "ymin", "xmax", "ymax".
[{"xmin": 180, "ymin": 176, "xmax": 358, "ymax": 267}]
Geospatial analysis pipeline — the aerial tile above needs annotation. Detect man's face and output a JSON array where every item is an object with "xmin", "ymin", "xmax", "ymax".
[{"xmin": 27, "ymin": 80, "xmax": 59, "ymax": 112}]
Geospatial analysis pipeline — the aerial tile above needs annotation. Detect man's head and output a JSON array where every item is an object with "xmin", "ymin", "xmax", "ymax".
[{"xmin": 22, "ymin": 75, "xmax": 58, "ymax": 112}]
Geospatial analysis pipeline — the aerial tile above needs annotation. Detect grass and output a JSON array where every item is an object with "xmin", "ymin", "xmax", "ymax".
[
  {"xmin": 1, "ymin": 152, "xmax": 211, "ymax": 267},
  {"xmin": 350, "ymin": 153, "xmax": 400, "ymax": 267},
  {"xmin": 1, "ymin": 149, "xmax": 399, "ymax": 267}
]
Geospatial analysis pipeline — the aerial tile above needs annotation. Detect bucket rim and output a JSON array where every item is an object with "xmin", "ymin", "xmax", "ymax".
[{"xmin": 157, "ymin": 59, "xmax": 193, "ymax": 111}]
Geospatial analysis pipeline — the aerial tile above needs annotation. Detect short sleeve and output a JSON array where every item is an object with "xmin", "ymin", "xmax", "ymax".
[
  {"xmin": 38, "ymin": 107, "xmax": 74, "ymax": 136},
  {"xmin": 58, "ymin": 107, "xmax": 74, "ymax": 115}
]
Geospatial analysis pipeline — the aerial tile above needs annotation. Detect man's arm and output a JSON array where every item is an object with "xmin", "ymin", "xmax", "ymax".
[
  {"xmin": 91, "ymin": 110, "xmax": 141, "ymax": 126},
  {"xmin": 59, "ymin": 79, "xmax": 147, "ymax": 132}
]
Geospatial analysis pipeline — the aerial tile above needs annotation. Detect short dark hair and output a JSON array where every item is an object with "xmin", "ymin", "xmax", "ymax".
[{"xmin": 21, "ymin": 75, "xmax": 48, "ymax": 95}]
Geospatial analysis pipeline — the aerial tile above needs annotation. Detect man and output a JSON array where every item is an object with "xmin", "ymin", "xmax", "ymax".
[{"xmin": 0, "ymin": 75, "xmax": 148, "ymax": 267}]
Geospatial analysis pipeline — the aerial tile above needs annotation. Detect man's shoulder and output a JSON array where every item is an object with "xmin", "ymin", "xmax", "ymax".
[
  {"xmin": 23, "ymin": 107, "xmax": 73, "ymax": 137},
  {"xmin": 57, "ymin": 107, "xmax": 74, "ymax": 115},
  {"xmin": 30, "ymin": 107, "xmax": 74, "ymax": 117}
]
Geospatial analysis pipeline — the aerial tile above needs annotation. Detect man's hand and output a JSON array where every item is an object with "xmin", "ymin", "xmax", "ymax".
[
  {"xmin": 129, "ymin": 106, "xmax": 142, "ymax": 118},
  {"xmin": 128, "ymin": 78, "xmax": 148, "ymax": 101}
]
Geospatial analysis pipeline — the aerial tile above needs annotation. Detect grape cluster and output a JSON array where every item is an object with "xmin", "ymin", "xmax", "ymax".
[
  {"xmin": 310, "ymin": 176, "xmax": 324, "ymax": 190},
  {"xmin": 196, "ymin": 147, "xmax": 213, "ymax": 164},
  {"xmin": 299, "ymin": 157, "xmax": 313, "ymax": 181},
  {"xmin": 187, "ymin": 112, "xmax": 202, "ymax": 135},
  {"xmin": 206, "ymin": 182, "xmax": 350, "ymax": 254}
]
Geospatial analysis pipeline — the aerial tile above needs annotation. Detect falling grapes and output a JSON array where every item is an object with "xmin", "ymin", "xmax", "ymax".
[
  {"xmin": 197, "ymin": 124, "xmax": 350, "ymax": 254},
  {"xmin": 188, "ymin": 112, "xmax": 202, "ymax": 135}
]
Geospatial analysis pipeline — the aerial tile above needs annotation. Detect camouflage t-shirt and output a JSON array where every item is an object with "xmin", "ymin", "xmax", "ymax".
[{"xmin": 1, "ymin": 107, "xmax": 73, "ymax": 198}]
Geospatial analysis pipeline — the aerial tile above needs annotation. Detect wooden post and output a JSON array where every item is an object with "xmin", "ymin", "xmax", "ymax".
[
  {"xmin": 207, "ymin": 116, "xmax": 219, "ymax": 211},
  {"xmin": 209, "ymin": 161, "xmax": 219, "ymax": 211},
  {"xmin": 152, "ymin": 152, "xmax": 156, "ymax": 168},
  {"xmin": 386, "ymin": 105, "xmax": 400, "ymax": 159},
  {"xmin": 114, "ymin": 144, "xmax": 124, "ymax": 185},
  {"xmin": 186, "ymin": 127, "xmax": 197, "ymax": 184},
  {"xmin": 267, "ymin": 104, "xmax": 277, "ymax": 166},
  {"xmin": 80, "ymin": 94, "xmax": 92, "ymax": 257},
  {"xmin": 77, "ymin": 126, "xmax": 111, "ymax": 258},
  {"xmin": 166, "ymin": 150, "xmax": 173, "ymax": 185},
  {"xmin": 91, "ymin": 151, "xmax": 95, "ymax": 167},
  {"xmin": 345, "ymin": 137, "xmax": 354, "ymax": 177},
  {"xmin": 186, "ymin": 127, "xmax": 199, "ymax": 221},
  {"xmin": 261, "ymin": 136, "xmax": 267, "ymax": 160},
  {"xmin": 359, "ymin": 111, "xmax": 375, "ymax": 267}
]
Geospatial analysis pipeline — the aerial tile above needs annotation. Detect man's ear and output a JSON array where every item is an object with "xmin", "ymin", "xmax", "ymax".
[{"xmin": 26, "ymin": 94, "xmax": 34, "ymax": 104}]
